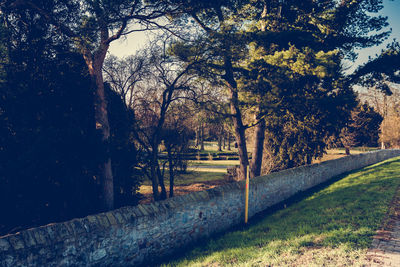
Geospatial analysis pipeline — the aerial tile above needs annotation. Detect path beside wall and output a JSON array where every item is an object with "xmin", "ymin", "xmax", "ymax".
[{"xmin": 1, "ymin": 150, "xmax": 400, "ymax": 266}]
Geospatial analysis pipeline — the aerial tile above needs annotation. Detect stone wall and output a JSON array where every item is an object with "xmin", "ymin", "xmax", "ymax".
[{"xmin": 1, "ymin": 150, "xmax": 400, "ymax": 266}]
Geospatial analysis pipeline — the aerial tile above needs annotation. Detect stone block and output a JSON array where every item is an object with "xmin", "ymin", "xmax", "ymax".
[
  {"xmin": 32, "ymin": 228, "xmax": 49, "ymax": 245},
  {"xmin": 0, "ymin": 238, "xmax": 11, "ymax": 252},
  {"xmin": 149, "ymin": 203, "xmax": 160, "ymax": 214},
  {"xmin": 87, "ymin": 215, "xmax": 98, "ymax": 224},
  {"xmin": 142, "ymin": 204, "xmax": 155, "ymax": 215},
  {"xmin": 152, "ymin": 202, "xmax": 166, "ymax": 214},
  {"xmin": 85, "ymin": 216, "xmax": 102, "ymax": 232},
  {"xmin": 21, "ymin": 230, "xmax": 36, "ymax": 247},
  {"xmin": 56, "ymin": 223, "xmax": 72, "ymax": 240},
  {"xmin": 105, "ymin": 212, "xmax": 118, "ymax": 225},
  {"xmin": 8, "ymin": 234, "xmax": 25, "ymax": 250},
  {"xmin": 112, "ymin": 211, "xmax": 126, "ymax": 224},
  {"xmin": 79, "ymin": 218, "xmax": 92, "ymax": 233},
  {"xmin": 67, "ymin": 219, "xmax": 88, "ymax": 235},
  {"xmin": 165, "ymin": 199, "xmax": 178, "ymax": 209},
  {"xmin": 90, "ymin": 248, "xmax": 107, "ymax": 261},
  {"xmin": 127, "ymin": 206, "xmax": 144, "ymax": 220},
  {"xmin": 96, "ymin": 214, "xmax": 111, "ymax": 228},
  {"xmin": 45, "ymin": 224, "xmax": 59, "ymax": 242}
]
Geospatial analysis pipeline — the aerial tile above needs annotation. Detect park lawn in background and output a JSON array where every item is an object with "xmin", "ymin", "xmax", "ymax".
[
  {"xmin": 188, "ymin": 160, "xmax": 240, "ymax": 166},
  {"xmin": 142, "ymin": 171, "xmax": 226, "ymax": 186},
  {"xmin": 313, "ymin": 148, "xmax": 377, "ymax": 163},
  {"xmin": 163, "ymin": 156, "xmax": 400, "ymax": 266}
]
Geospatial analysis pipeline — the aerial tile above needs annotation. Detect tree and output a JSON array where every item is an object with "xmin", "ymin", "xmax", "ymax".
[
  {"xmin": 171, "ymin": 0, "xmax": 254, "ymax": 179},
  {"xmin": 352, "ymin": 103, "xmax": 383, "ymax": 147},
  {"xmin": 1, "ymin": 0, "xmax": 178, "ymax": 210},
  {"xmin": 105, "ymin": 36, "xmax": 196, "ymax": 200},
  {"xmin": 161, "ymin": 104, "xmax": 192, "ymax": 197},
  {"xmin": 380, "ymin": 115, "xmax": 400, "ymax": 148},
  {"xmin": 0, "ymin": 15, "xmax": 142, "ymax": 234},
  {"xmin": 244, "ymin": 0, "xmax": 390, "ymax": 176},
  {"xmin": 352, "ymin": 42, "xmax": 400, "ymax": 148},
  {"xmin": 171, "ymin": 0, "xmax": 388, "ymax": 179},
  {"xmin": 352, "ymin": 41, "xmax": 400, "ymax": 95}
]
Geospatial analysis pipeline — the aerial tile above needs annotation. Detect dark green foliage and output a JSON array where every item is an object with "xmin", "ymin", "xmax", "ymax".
[
  {"xmin": 263, "ymin": 82, "xmax": 357, "ymax": 170},
  {"xmin": 106, "ymin": 84, "xmax": 142, "ymax": 207},
  {"xmin": 0, "ymin": 12, "xmax": 140, "ymax": 235},
  {"xmin": 246, "ymin": 0, "xmax": 389, "ymax": 171},
  {"xmin": 353, "ymin": 103, "xmax": 384, "ymax": 147},
  {"xmin": 352, "ymin": 41, "xmax": 400, "ymax": 95},
  {"xmin": 171, "ymin": 0, "xmax": 389, "ymax": 175},
  {"xmin": 0, "ymin": 45, "xmax": 101, "ymax": 233},
  {"xmin": 340, "ymin": 103, "xmax": 383, "ymax": 148}
]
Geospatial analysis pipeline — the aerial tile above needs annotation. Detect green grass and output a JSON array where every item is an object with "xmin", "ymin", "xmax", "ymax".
[
  {"xmin": 188, "ymin": 160, "xmax": 239, "ymax": 166},
  {"xmin": 162, "ymin": 157, "xmax": 400, "ymax": 266}
]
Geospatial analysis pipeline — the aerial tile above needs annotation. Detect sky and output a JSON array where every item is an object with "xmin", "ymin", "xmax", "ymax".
[
  {"xmin": 347, "ymin": 0, "xmax": 400, "ymax": 73},
  {"xmin": 109, "ymin": 0, "xmax": 400, "ymax": 74},
  {"xmin": 109, "ymin": 30, "xmax": 149, "ymax": 58}
]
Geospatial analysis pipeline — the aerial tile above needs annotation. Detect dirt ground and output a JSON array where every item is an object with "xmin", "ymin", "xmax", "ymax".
[{"xmin": 139, "ymin": 179, "xmax": 232, "ymax": 204}]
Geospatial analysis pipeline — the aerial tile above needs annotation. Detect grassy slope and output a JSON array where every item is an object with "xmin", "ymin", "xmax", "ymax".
[{"xmin": 163, "ymin": 157, "xmax": 400, "ymax": 266}]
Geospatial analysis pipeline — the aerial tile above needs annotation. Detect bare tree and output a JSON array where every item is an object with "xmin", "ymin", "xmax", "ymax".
[
  {"xmin": 358, "ymin": 84, "xmax": 400, "ymax": 148},
  {"xmin": 105, "ymin": 35, "xmax": 197, "ymax": 200},
  {"xmin": 104, "ymin": 53, "xmax": 148, "ymax": 109}
]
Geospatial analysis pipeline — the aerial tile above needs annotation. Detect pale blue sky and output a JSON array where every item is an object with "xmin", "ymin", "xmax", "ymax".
[
  {"xmin": 109, "ymin": 30, "xmax": 149, "ymax": 58},
  {"xmin": 347, "ymin": 0, "xmax": 400, "ymax": 73},
  {"xmin": 109, "ymin": 0, "xmax": 400, "ymax": 74}
]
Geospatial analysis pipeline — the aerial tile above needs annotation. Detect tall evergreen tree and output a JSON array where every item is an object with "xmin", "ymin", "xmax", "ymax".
[{"xmin": 172, "ymin": 0, "xmax": 389, "ymax": 178}]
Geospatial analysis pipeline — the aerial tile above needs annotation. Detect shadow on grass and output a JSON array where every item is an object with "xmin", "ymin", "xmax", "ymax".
[{"xmin": 155, "ymin": 157, "xmax": 400, "ymax": 266}]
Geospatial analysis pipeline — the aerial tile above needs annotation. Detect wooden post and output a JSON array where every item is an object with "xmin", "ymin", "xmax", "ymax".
[{"xmin": 245, "ymin": 165, "xmax": 249, "ymax": 224}]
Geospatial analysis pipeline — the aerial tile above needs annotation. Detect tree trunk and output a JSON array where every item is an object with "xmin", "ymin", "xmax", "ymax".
[
  {"xmin": 200, "ymin": 123, "xmax": 205, "ymax": 151},
  {"xmin": 248, "ymin": 2, "xmax": 270, "ymax": 180},
  {"xmin": 88, "ymin": 54, "xmax": 114, "ymax": 211},
  {"xmin": 229, "ymin": 89, "xmax": 249, "ymax": 180},
  {"xmin": 227, "ymin": 132, "xmax": 231, "ymax": 150},
  {"xmin": 215, "ymin": 7, "xmax": 249, "ymax": 180},
  {"xmin": 195, "ymin": 126, "xmax": 199, "ymax": 147},
  {"xmin": 218, "ymin": 134, "xmax": 222, "ymax": 151},
  {"xmin": 149, "ymin": 154, "xmax": 160, "ymax": 201},
  {"xmin": 167, "ymin": 146, "xmax": 174, "ymax": 198},
  {"xmin": 305, "ymin": 154, "xmax": 312, "ymax": 165},
  {"xmin": 223, "ymin": 132, "xmax": 226, "ymax": 150},
  {"xmin": 345, "ymin": 147, "xmax": 350, "ymax": 155},
  {"xmin": 149, "ymin": 142, "xmax": 166, "ymax": 201},
  {"xmin": 157, "ymin": 165, "xmax": 167, "ymax": 200},
  {"xmin": 250, "ymin": 118, "xmax": 266, "ymax": 178}
]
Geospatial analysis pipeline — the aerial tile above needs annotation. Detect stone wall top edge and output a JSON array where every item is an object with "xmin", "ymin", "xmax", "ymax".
[
  {"xmin": 250, "ymin": 149, "xmax": 398, "ymax": 186},
  {"xmin": 1, "ymin": 149, "xmax": 399, "ymax": 248}
]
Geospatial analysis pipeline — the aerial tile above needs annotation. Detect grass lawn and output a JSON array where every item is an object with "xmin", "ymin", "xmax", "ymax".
[
  {"xmin": 188, "ymin": 160, "xmax": 240, "ymax": 166},
  {"xmin": 162, "ymin": 156, "xmax": 400, "ymax": 266},
  {"xmin": 313, "ymin": 148, "xmax": 377, "ymax": 163},
  {"xmin": 141, "ymin": 171, "xmax": 226, "ymax": 186}
]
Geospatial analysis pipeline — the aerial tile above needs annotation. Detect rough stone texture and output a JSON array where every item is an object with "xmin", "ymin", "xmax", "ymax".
[
  {"xmin": 1, "ymin": 150, "xmax": 400, "ymax": 266},
  {"xmin": 366, "ymin": 182, "xmax": 400, "ymax": 266},
  {"xmin": 366, "ymin": 222, "xmax": 400, "ymax": 266}
]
